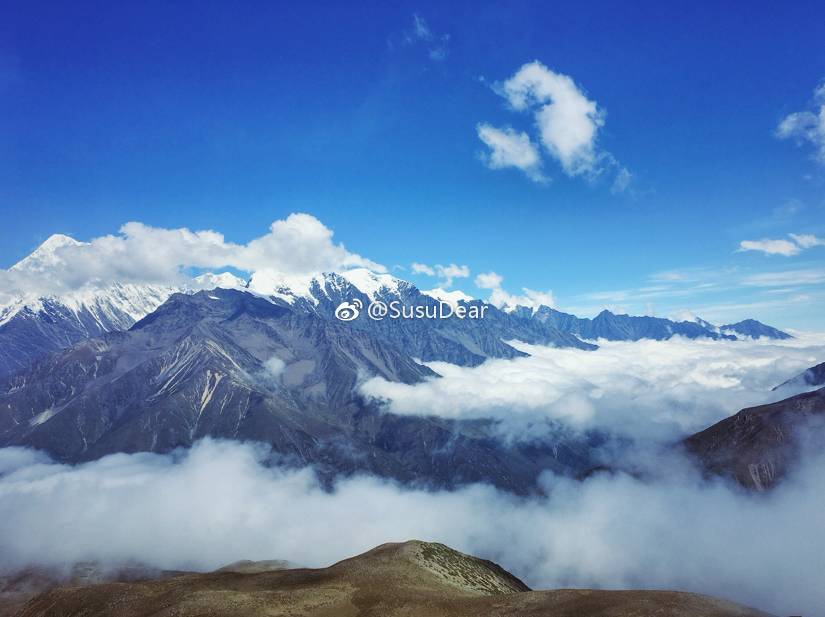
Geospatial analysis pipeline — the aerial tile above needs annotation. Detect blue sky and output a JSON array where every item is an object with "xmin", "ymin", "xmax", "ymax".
[{"xmin": 2, "ymin": 1, "xmax": 824, "ymax": 328}]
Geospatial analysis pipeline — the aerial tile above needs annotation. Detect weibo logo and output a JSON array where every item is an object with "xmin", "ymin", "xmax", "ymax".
[{"xmin": 334, "ymin": 299, "xmax": 362, "ymax": 321}]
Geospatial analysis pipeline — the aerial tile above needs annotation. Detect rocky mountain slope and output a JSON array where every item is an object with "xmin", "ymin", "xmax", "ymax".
[
  {"xmin": 0, "ymin": 289, "xmax": 599, "ymax": 492},
  {"xmin": 11, "ymin": 541, "xmax": 773, "ymax": 617},
  {"xmin": 684, "ymin": 386, "xmax": 825, "ymax": 490}
]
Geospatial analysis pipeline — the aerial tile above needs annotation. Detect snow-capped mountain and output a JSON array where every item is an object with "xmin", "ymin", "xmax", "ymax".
[
  {"xmin": 247, "ymin": 269, "xmax": 595, "ymax": 366},
  {"xmin": 0, "ymin": 282, "xmax": 175, "ymax": 378},
  {"xmin": 0, "ymin": 235, "xmax": 248, "ymax": 378}
]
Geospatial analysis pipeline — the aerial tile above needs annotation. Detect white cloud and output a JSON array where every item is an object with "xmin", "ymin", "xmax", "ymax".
[
  {"xmin": 410, "ymin": 262, "xmax": 435, "ymax": 276},
  {"xmin": 0, "ymin": 214, "xmax": 382, "ymax": 306},
  {"xmin": 738, "ymin": 238, "xmax": 801, "ymax": 256},
  {"xmin": 776, "ymin": 81, "xmax": 825, "ymax": 165},
  {"xmin": 436, "ymin": 264, "xmax": 470, "ymax": 287},
  {"xmin": 489, "ymin": 287, "xmax": 555, "ymax": 310},
  {"xmin": 738, "ymin": 233, "xmax": 825, "ymax": 257},
  {"xmin": 472, "ymin": 270, "xmax": 553, "ymax": 310},
  {"xmin": 2, "ymin": 438, "xmax": 825, "ymax": 616},
  {"xmin": 476, "ymin": 124, "xmax": 546, "ymax": 182},
  {"xmin": 360, "ymin": 335, "xmax": 825, "ymax": 441},
  {"xmin": 500, "ymin": 61, "xmax": 605, "ymax": 177},
  {"xmin": 477, "ymin": 61, "xmax": 629, "ymax": 188},
  {"xmin": 263, "ymin": 356, "xmax": 286, "ymax": 379},
  {"xmin": 789, "ymin": 233, "xmax": 825, "ymax": 249},
  {"xmin": 474, "ymin": 271, "xmax": 504, "ymax": 289},
  {"xmin": 409, "ymin": 262, "xmax": 470, "ymax": 288}
]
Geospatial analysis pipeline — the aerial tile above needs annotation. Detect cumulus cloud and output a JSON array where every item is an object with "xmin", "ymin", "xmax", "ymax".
[
  {"xmin": 473, "ymin": 270, "xmax": 554, "ymax": 310},
  {"xmin": 474, "ymin": 271, "xmax": 503, "ymax": 290},
  {"xmin": 361, "ymin": 335, "xmax": 825, "ymax": 442},
  {"xmin": 1, "ymin": 438, "xmax": 824, "ymax": 616},
  {"xmin": 0, "ymin": 213, "xmax": 382, "ymax": 305},
  {"xmin": 500, "ymin": 61, "xmax": 605, "ymax": 176},
  {"xmin": 476, "ymin": 124, "xmax": 546, "ymax": 182},
  {"xmin": 409, "ymin": 262, "xmax": 469, "ymax": 288},
  {"xmin": 477, "ymin": 61, "xmax": 629, "ymax": 188},
  {"xmin": 738, "ymin": 233, "xmax": 825, "ymax": 256},
  {"xmin": 776, "ymin": 81, "xmax": 825, "ymax": 165},
  {"xmin": 410, "ymin": 262, "xmax": 435, "ymax": 276}
]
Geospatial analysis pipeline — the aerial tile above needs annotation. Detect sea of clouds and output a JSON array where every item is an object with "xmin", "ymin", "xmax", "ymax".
[
  {"xmin": 2, "ymin": 335, "xmax": 825, "ymax": 616},
  {"xmin": 363, "ymin": 333, "xmax": 825, "ymax": 443}
]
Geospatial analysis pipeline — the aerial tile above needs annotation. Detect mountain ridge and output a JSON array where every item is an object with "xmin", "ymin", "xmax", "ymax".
[{"xmin": 9, "ymin": 540, "xmax": 774, "ymax": 617}]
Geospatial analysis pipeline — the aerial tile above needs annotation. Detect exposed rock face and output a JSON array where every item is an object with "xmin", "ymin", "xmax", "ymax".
[
  {"xmin": 684, "ymin": 387, "xmax": 825, "ymax": 490},
  {"xmin": 0, "ymin": 289, "xmax": 600, "ymax": 493},
  {"xmin": 10, "ymin": 541, "xmax": 774, "ymax": 617}
]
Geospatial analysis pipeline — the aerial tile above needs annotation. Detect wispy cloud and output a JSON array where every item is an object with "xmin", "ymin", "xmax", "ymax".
[
  {"xmin": 742, "ymin": 268, "xmax": 825, "ymax": 287},
  {"xmin": 738, "ymin": 233, "xmax": 825, "ymax": 256},
  {"xmin": 402, "ymin": 14, "xmax": 450, "ymax": 62}
]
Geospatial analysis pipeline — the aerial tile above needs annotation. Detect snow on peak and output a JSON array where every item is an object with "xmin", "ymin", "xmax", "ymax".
[
  {"xmin": 11, "ymin": 234, "xmax": 86, "ymax": 273},
  {"xmin": 339, "ymin": 268, "xmax": 405, "ymax": 299},
  {"xmin": 245, "ymin": 268, "xmax": 409, "ymax": 304},
  {"xmin": 424, "ymin": 287, "xmax": 473, "ymax": 309},
  {"xmin": 247, "ymin": 270, "xmax": 319, "ymax": 304},
  {"xmin": 193, "ymin": 272, "xmax": 248, "ymax": 291}
]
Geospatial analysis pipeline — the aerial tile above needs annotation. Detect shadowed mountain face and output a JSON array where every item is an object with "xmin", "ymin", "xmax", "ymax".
[
  {"xmin": 684, "ymin": 386, "xmax": 825, "ymax": 490},
  {"xmin": 0, "ymin": 289, "xmax": 600, "ymax": 492},
  {"xmin": 719, "ymin": 319, "xmax": 793, "ymax": 341},
  {"xmin": 11, "ymin": 541, "xmax": 773, "ymax": 617},
  {"xmin": 526, "ymin": 307, "xmax": 789, "ymax": 342}
]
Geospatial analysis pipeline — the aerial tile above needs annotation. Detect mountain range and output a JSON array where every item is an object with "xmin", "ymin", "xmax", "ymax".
[
  {"xmin": 0, "ymin": 236, "xmax": 792, "ymax": 380},
  {"xmin": 0, "ymin": 288, "xmax": 604, "ymax": 492},
  {"xmin": 0, "ymin": 235, "xmax": 807, "ymax": 493}
]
